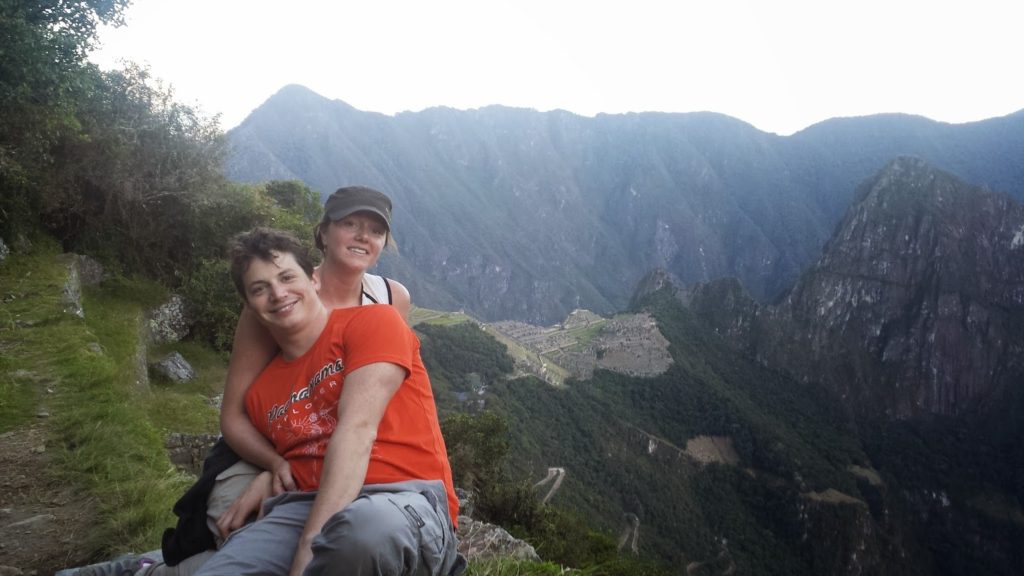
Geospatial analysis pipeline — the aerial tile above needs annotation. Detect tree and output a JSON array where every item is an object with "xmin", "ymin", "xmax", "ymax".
[
  {"xmin": 442, "ymin": 410, "xmax": 509, "ymax": 491},
  {"xmin": 0, "ymin": 0, "xmax": 131, "ymax": 238},
  {"xmin": 41, "ymin": 63, "xmax": 227, "ymax": 280},
  {"xmin": 264, "ymin": 180, "xmax": 322, "ymax": 222}
]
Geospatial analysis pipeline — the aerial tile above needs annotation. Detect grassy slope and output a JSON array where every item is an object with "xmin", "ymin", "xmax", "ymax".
[
  {"xmin": 1, "ymin": 251, "xmax": 565, "ymax": 574},
  {"xmin": 0, "ymin": 240, "xmax": 221, "ymax": 559}
]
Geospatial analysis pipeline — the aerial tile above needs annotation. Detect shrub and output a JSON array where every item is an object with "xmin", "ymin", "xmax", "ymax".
[{"xmin": 182, "ymin": 259, "xmax": 241, "ymax": 351}]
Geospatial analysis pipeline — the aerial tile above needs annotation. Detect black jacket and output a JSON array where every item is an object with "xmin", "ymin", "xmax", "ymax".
[{"xmin": 161, "ymin": 438, "xmax": 240, "ymax": 566}]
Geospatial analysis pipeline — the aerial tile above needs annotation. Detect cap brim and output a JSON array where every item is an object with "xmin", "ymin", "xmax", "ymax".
[{"xmin": 326, "ymin": 205, "xmax": 391, "ymax": 229}]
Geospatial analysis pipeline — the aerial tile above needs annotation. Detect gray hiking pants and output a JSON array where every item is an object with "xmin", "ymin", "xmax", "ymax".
[{"xmin": 193, "ymin": 479, "xmax": 464, "ymax": 576}]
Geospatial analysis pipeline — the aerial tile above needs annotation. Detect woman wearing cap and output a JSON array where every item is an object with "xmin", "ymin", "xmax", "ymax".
[
  {"xmin": 222, "ymin": 186, "xmax": 411, "ymax": 496},
  {"xmin": 150, "ymin": 187, "xmax": 425, "ymax": 573}
]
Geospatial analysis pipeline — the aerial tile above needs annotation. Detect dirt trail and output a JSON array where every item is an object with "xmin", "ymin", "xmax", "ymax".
[{"xmin": 0, "ymin": 423, "xmax": 96, "ymax": 575}]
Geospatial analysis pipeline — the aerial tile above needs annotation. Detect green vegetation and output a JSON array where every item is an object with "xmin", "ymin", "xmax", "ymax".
[
  {"xmin": 419, "ymin": 321, "xmax": 514, "ymax": 402},
  {"xmin": 0, "ymin": 242, "xmax": 218, "ymax": 558},
  {"xmin": 473, "ymin": 287, "xmax": 876, "ymax": 574},
  {"xmin": 4, "ymin": 2, "xmax": 1020, "ymax": 573},
  {"xmin": 464, "ymin": 558, "xmax": 570, "ymax": 576},
  {"xmin": 0, "ymin": 237, "xmax": 70, "ymax": 431},
  {"xmin": 57, "ymin": 276, "xmax": 199, "ymax": 553},
  {"xmin": 0, "ymin": 5, "xmax": 665, "ymax": 569},
  {"xmin": 410, "ymin": 307, "xmax": 475, "ymax": 326},
  {"xmin": 441, "ymin": 409, "xmax": 675, "ymax": 575},
  {"xmin": 0, "ymin": 3, "xmax": 315, "ymax": 561},
  {"xmin": 421, "ymin": 324, "xmax": 672, "ymax": 572},
  {"xmin": 1, "ymin": 0, "xmax": 321, "ymax": 353}
]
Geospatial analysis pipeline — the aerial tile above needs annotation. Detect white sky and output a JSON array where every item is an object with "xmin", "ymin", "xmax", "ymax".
[{"xmin": 90, "ymin": 0, "xmax": 1024, "ymax": 135}]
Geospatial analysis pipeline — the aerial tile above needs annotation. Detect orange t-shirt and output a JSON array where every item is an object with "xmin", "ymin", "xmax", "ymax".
[{"xmin": 245, "ymin": 305, "xmax": 459, "ymax": 523}]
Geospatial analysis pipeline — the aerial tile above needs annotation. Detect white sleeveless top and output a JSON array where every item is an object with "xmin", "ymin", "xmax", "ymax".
[{"xmin": 360, "ymin": 273, "xmax": 393, "ymax": 305}]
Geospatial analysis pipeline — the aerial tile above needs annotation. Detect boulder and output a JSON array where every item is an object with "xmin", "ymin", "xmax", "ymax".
[
  {"xmin": 456, "ymin": 516, "xmax": 540, "ymax": 562},
  {"xmin": 148, "ymin": 295, "xmax": 192, "ymax": 343},
  {"xmin": 74, "ymin": 254, "xmax": 104, "ymax": 286},
  {"xmin": 59, "ymin": 254, "xmax": 84, "ymax": 319},
  {"xmin": 152, "ymin": 352, "xmax": 195, "ymax": 383}
]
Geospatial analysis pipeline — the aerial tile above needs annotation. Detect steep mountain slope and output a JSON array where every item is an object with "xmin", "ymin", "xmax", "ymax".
[
  {"xmin": 410, "ymin": 155, "xmax": 1024, "ymax": 573},
  {"xmin": 644, "ymin": 158, "xmax": 1024, "ymax": 574},
  {"xmin": 784, "ymin": 157, "xmax": 1024, "ymax": 418},
  {"xmin": 225, "ymin": 84, "xmax": 1024, "ymax": 324},
  {"xmin": 479, "ymin": 289, "xmax": 920, "ymax": 575},
  {"xmin": 681, "ymin": 157, "xmax": 1024, "ymax": 421}
]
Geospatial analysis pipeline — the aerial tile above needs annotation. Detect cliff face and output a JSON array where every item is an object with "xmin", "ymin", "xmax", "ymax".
[
  {"xmin": 226, "ymin": 85, "xmax": 1024, "ymax": 325},
  {"xmin": 779, "ymin": 157, "xmax": 1024, "ymax": 418},
  {"xmin": 674, "ymin": 157, "xmax": 1024, "ymax": 420},
  {"xmin": 630, "ymin": 157, "xmax": 1024, "ymax": 573}
]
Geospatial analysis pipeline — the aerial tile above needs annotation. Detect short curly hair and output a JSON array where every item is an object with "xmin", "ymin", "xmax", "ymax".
[{"xmin": 229, "ymin": 227, "xmax": 315, "ymax": 297}]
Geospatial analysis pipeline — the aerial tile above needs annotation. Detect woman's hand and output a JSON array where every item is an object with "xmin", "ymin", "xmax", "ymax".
[
  {"xmin": 221, "ymin": 307, "xmax": 295, "ymax": 480},
  {"xmin": 271, "ymin": 458, "xmax": 297, "ymax": 494},
  {"xmin": 216, "ymin": 470, "xmax": 273, "ymax": 541}
]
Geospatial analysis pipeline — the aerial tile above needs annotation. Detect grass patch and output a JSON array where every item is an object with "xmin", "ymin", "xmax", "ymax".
[
  {"xmin": 848, "ymin": 464, "xmax": 883, "ymax": 487},
  {"xmin": 147, "ymin": 341, "xmax": 225, "ymax": 434},
  {"xmin": 1, "ymin": 246, "xmax": 221, "ymax": 558},
  {"xmin": 465, "ymin": 558, "xmax": 572, "ymax": 576},
  {"xmin": 561, "ymin": 320, "xmax": 607, "ymax": 350},
  {"xmin": 50, "ymin": 275, "xmax": 193, "ymax": 554},
  {"xmin": 968, "ymin": 492, "xmax": 1024, "ymax": 526},
  {"xmin": 411, "ymin": 306, "xmax": 475, "ymax": 326},
  {"xmin": 0, "ymin": 240, "xmax": 82, "ymax": 432}
]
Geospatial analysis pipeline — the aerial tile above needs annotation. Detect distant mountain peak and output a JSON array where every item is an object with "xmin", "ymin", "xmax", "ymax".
[
  {"xmin": 682, "ymin": 157, "xmax": 1024, "ymax": 419},
  {"xmin": 227, "ymin": 86, "xmax": 1024, "ymax": 326},
  {"xmin": 818, "ymin": 156, "xmax": 1022, "ymax": 294},
  {"xmin": 786, "ymin": 157, "xmax": 1024, "ymax": 418}
]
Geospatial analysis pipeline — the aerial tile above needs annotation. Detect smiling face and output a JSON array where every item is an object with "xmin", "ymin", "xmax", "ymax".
[
  {"xmin": 242, "ymin": 250, "xmax": 322, "ymax": 333},
  {"xmin": 320, "ymin": 211, "xmax": 388, "ymax": 271}
]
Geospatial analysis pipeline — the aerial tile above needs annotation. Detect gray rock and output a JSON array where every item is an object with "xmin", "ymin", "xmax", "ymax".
[
  {"xmin": 59, "ymin": 254, "xmax": 84, "ymax": 319},
  {"xmin": 165, "ymin": 433, "xmax": 219, "ymax": 476},
  {"xmin": 455, "ymin": 487, "xmax": 474, "ymax": 519},
  {"xmin": 148, "ymin": 295, "xmax": 192, "ymax": 343},
  {"xmin": 74, "ymin": 255, "xmax": 104, "ymax": 286},
  {"xmin": 456, "ymin": 516, "xmax": 540, "ymax": 562},
  {"xmin": 57, "ymin": 253, "xmax": 104, "ymax": 319},
  {"xmin": 152, "ymin": 352, "xmax": 195, "ymax": 383},
  {"xmin": 0, "ymin": 237, "xmax": 9, "ymax": 263}
]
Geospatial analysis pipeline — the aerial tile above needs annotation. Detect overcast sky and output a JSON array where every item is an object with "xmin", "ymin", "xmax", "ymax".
[{"xmin": 89, "ymin": 0, "xmax": 1024, "ymax": 135}]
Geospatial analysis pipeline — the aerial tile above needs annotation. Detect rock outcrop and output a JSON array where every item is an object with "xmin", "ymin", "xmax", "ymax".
[
  {"xmin": 151, "ymin": 351, "xmax": 196, "ymax": 384},
  {"xmin": 456, "ymin": 516, "xmax": 540, "ymax": 562},
  {"xmin": 677, "ymin": 157, "xmax": 1024, "ymax": 420},
  {"xmin": 777, "ymin": 156, "xmax": 1024, "ymax": 418},
  {"xmin": 147, "ymin": 295, "xmax": 192, "ymax": 343}
]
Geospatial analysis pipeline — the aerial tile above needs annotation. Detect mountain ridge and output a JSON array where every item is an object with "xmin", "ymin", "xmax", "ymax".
[
  {"xmin": 664, "ymin": 156, "xmax": 1024, "ymax": 420},
  {"xmin": 226, "ymin": 84, "xmax": 1024, "ymax": 325}
]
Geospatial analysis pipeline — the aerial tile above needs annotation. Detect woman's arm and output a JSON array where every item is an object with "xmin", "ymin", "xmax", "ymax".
[
  {"xmin": 221, "ymin": 306, "xmax": 296, "ymax": 493},
  {"xmin": 287, "ymin": 361, "xmax": 405, "ymax": 576},
  {"xmin": 215, "ymin": 470, "xmax": 273, "ymax": 540},
  {"xmin": 389, "ymin": 279, "xmax": 412, "ymax": 321}
]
